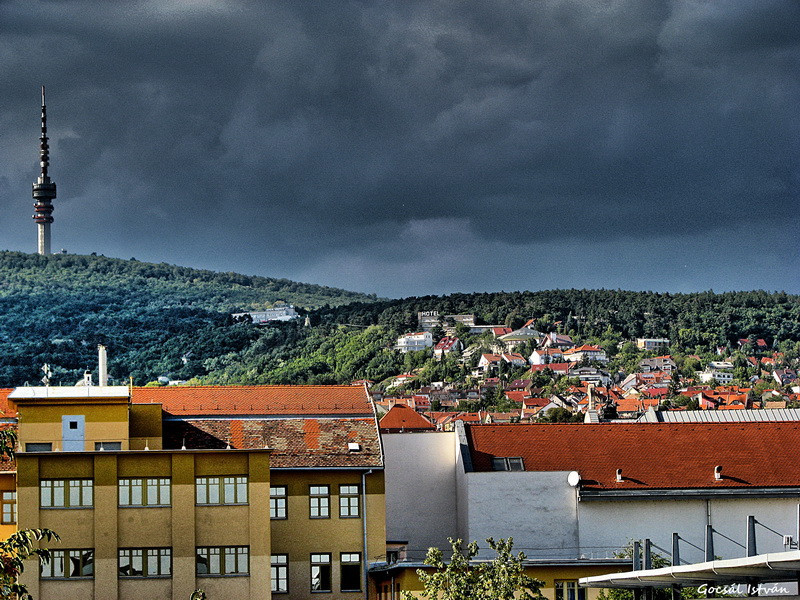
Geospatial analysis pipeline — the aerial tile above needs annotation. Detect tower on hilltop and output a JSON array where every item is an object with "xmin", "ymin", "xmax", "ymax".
[{"xmin": 32, "ymin": 86, "xmax": 56, "ymax": 255}]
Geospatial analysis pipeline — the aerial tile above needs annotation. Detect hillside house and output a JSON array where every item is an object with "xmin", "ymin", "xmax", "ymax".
[
  {"xmin": 563, "ymin": 345, "xmax": 608, "ymax": 364},
  {"xmin": 394, "ymin": 332, "xmax": 433, "ymax": 353}
]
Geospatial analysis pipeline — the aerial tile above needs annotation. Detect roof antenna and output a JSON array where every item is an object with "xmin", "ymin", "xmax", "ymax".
[{"xmin": 181, "ymin": 436, "xmax": 186, "ymax": 450}]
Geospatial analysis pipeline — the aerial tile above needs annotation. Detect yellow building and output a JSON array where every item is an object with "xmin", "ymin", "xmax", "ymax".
[{"xmin": 4, "ymin": 384, "xmax": 385, "ymax": 600}]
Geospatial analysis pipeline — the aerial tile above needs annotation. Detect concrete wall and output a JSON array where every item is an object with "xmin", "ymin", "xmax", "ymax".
[
  {"xmin": 463, "ymin": 471, "xmax": 579, "ymax": 559},
  {"xmin": 383, "ymin": 432, "xmax": 457, "ymax": 558}
]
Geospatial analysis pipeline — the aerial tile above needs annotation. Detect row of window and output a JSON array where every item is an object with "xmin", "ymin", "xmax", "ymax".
[
  {"xmin": 40, "ymin": 477, "xmax": 248, "ymax": 508},
  {"xmin": 270, "ymin": 484, "xmax": 360, "ymax": 519},
  {"xmin": 40, "ymin": 546, "xmax": 362, "ymax": 592},
  {"xmin": 37, "ymin": 479, "xmax": 361, "ymax": 516},
  {"xmin": 26, "ymin": 442, "xmax": 123, "ymax": 452},
  {"xmin": 272, "ymin": 552, "xmax": 362, "ymax": 594},
  {"xmin": 41, "ymin": 547, "xmax": 248, "ymax": 579}
]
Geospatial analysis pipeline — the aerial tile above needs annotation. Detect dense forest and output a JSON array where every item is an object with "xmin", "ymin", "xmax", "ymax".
[
  {"xmin": 0, "ymin": 251, "xmax": 797, "ymax": 387},
  {"xmin": 0, "ymin": 252, "xmax": 374, "ymax": 385}
]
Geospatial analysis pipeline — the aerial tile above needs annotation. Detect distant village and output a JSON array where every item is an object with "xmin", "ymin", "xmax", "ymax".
[{"xmin": 371, "ymin": 310, "xmax": 799, "ymax": 431}]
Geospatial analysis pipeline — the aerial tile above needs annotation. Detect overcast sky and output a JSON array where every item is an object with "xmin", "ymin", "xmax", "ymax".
[{"xmin": 1, "ymin": 1, "xmax": 798, "ymax": 298}]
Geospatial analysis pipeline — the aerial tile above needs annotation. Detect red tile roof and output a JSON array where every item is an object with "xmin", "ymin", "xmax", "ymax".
[
  {"xmin": 0, "ymin": 389, "xmax": 16, "ymax": 418},
  {"xmin": 505, "ymin": 391, "xmax": 528, "ymax": 403},
  {"xmin": 466, "ymin": 422, "xmax": 800, "ymax": 489},
  {"xmin": 163, "ymin": 418, "xmax": 382, "ymax": 468},
  {"xmin": 379, "ymin": 404, "xmax": 435, "ymax": 432},
  {"xmin": 132, "ymin": 385, "xmax": 374, "ymax": 416}
]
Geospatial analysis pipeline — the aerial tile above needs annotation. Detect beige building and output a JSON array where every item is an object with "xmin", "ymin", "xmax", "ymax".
[{"xmin": 3, "ymin": 384, "xmax": 384, "ymax": 600}]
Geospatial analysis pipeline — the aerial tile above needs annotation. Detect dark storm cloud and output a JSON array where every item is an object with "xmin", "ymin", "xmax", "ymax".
[{"xmin": 1, "ymin": 1, "xmax": 798, "ymax": 296}]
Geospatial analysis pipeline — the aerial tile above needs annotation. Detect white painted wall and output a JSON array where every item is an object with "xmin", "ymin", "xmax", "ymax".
[
  {"xmin": 383, "ymin": 432, "xmax": 458, "ymax": 560},
  {"xmin": 463, "ymin": 471, "xmax": 579, "ymax": 559},
  {"xmin": 579, "ymin": 497, "xmax": 799, "ymax": 564}
]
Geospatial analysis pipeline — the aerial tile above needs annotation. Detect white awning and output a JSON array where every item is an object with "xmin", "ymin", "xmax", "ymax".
[{"xmin": 580, "ymin": 550, "xmax": 800, "ymax": 588}]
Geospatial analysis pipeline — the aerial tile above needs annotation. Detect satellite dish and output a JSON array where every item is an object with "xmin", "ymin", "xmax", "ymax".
[{"xmin": 567, "ymin": 471, "xmax": 581, "ymax": 487}]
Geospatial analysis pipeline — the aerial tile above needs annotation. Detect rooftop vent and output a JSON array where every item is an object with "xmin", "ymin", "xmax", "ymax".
[
  {"xmin": 714, "ymin": 465, "xmax": 723, "ymax": 481},
  {"xmin": 616, "ymin": 469, "xmax": 623, "ymax": 483}
]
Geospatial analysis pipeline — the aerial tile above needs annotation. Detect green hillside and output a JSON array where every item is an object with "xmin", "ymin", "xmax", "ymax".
[
  {"xmin": 0, "ymin": 251, "xmax": 375, "ymax": 385},
  {"xmin": 199, "ymin": 290, "xmax": 800, "ymax": 388},
  {"xmin": 0, "ymin": 251, "xmax": 797, "ymax": 389}
]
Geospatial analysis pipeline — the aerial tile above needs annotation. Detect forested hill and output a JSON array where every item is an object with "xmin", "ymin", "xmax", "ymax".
[
  {"xmin": 197, "ymin": 289, "xmax": 800, "ymax": 387},
  {"xmin": 314, "ymin": 289, "xmax": 800, "ymax": 344},
  {"xmin": 0, "ymin": 250, "xmax": 797, "ymax": 388},
  {"xmin": 0, "ymin": 251, "xmax": 375, "ymax": 385}
]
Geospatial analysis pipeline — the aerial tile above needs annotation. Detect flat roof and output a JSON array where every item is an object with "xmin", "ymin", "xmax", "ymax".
[{"xmin": 9, "ymin": 386, "xmax": 130, "ymax": 399}]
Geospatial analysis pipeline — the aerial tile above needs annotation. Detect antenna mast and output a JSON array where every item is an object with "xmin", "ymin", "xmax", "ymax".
[{"xmin": 32, "ymin": 85, "xmax": 56, "ymax": 255}]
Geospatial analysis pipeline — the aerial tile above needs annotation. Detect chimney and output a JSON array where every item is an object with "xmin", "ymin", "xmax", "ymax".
[{"xmin": 98, "ymin": 344, "xmax": 108, "ymax": 386}]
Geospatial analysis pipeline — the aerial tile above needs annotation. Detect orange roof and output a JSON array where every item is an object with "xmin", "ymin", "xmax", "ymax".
[
  {"xmin": 563, "ymin": 344, "xmax": 603, "ymax": 354},
  {"xmin": 132, "ymin": 385, "xmax": 373, "ymax": 416},
  {"xmin": 505, "ymin": 391, "xmax": 528, "ymax": 403},
  {"xmin": 467, "ymin": 422, "xmax": 800, "ymax": 490},
  {"xmin": 0, "ymin": 389, "xmax": 16, "ymax": 418},
  {"xmin": 379, "ymin": 404, "xmax": 435, "ymax": 432}
]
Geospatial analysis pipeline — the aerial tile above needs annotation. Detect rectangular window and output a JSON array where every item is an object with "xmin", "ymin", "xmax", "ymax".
[
  {"xmin": 1, "ymin": 492, "xmax": 16, "ymax": 524},
  {"xmin": 119, "ymin": 548, "xmax": 171, "ymax": 577},
  {"xmin": 196, "ymin": 546, "xmax": 248, "ymax": 575},
  {"xmin": 270, "ymin": 485, "xmax": 287, "ymax": 519},
  {"xmin": 339, "ymin": 485, "xmax": 360, "ymax": 518},
  {"xmin": 340, "ymin": 553, "xmax": 362, "ymax": 592},
  {"xmin": 310, "ymin": 485, "xmax": 329, "ymax": 519},
  {"xmin": 555, "ymin": 580, "xmax": 586, "ymax": 600},
  {"xmin": 196, "ymin": 476, "xmax": 247, "ymax": 505},
  {"xmin": 95, "ymin": 442, "xmax": 122, "ymax": 451},
  {"xmin": 41, "ymin": 549, "xmax": 94, "ymax": 578},
  {"xmin": 119, "ymin": 478, "xmax": 170, "ymax": 506},
  {"xmin": 310, "ymin": 553, "xmax": 331, "ymax": 592},
  {"xmin": 25, "ymin": 443, "xmax": 52, "ymax": 452},
  {"xmin": 271, "ymin": 554, "xmax": 288, "ymax": 593},
  {"xmin": 491, "ymin": 457, "xmax": 525, "ymax": 471},
  {"xmin": 41, "ymin": 479, "xmax": 92, "ymax": 508}
]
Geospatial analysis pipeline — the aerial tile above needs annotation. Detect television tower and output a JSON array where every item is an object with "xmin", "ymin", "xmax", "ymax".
[{"xmin": 32, "ymin": 86, "xmax": 56, "ymax": 255}]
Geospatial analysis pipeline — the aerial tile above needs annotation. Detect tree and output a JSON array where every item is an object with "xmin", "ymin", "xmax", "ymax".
[
  {"xmin": 0, "ymin": 429, "xmax": 59, "ymax": 599},
  {"xmin": 405, "ymin": 537, "xmax": 542, "ymax": 600}
]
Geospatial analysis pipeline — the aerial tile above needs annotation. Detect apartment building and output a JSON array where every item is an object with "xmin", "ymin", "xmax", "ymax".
[{"xmin": 6, "ymin": 384, "xmax": 384, "ymax": 600}]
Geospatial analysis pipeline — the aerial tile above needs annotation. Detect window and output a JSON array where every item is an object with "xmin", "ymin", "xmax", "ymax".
[
  {"xmin": 196, "ymin": 546, "xmax": 249, "ymax": 575},
  {"xmin": 41, "ymin": 549, "xmax": 94, "ymax": 578},
  {"xmin": 1, "ymin": 492, "xmax": 16, "ymax": 524},
  {"xmin": 340, "ymin": 553, "xmax": 362, "ymax": 592},
  {"xmin": 95, "ymin": 442, "xmax": 122, "ymax": 450},
  {"xmin": 271, "ymin": 554, "xmax": 288, "ymax": 593},
  {"xmin": 119, "ymin": 478, "xmax": 170, "ymax": 506},
  {"xmin": 271, "ymin": 485, "xmax": 287, "ymax": 519},
  {"xmin": 119, "ymin": 548, "xmax": 171, "ymax": 577},
  {"xmin": 196, "ymin": 476, "xmax": 248, "ymax": 505},
  {"xmin": 491, "ymin": 457, "xmax": 524, "ymax": 471},
  {"xmin": 555, "ymin": 580, "xmax": 586, "ymax": 600},
  {"xmin": 310, "ymin": 553, "xmax": 331, "ymax": 592},
  {"xmin": 25, "ymin": 443, "xmax": 52, "ymax": 452},
  {"xmin": 310, "ymin": 485, "xmax": 329, "ymax": 518},
  {"xmin": 339, "ymin": 485, "xmax": 360, "ymax": 518},
  {"xmin": 41, "ymin": 479, "xmax": 93, "ymax": 508}
]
